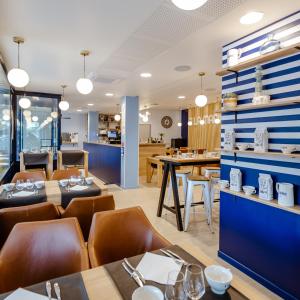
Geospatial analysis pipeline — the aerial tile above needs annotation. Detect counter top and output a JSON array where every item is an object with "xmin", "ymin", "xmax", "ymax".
[
  {"xmin": 83, "ymin": 142, "xmax": 121, "ymax": 148},
  {"xmin": 84, "ymin": 142, "xmax": 166, "ymax": 147},
  {"xmin": 139, "ymin": 143, "xmax": 166, "ymax": 147}
]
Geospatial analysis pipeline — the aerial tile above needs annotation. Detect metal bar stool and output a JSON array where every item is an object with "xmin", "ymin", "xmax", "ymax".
[{"xmin": 203, "ymin": 167, "xmax": 221, "ymax": 206}]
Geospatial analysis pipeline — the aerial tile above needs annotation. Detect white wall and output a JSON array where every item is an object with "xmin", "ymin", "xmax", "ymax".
[
  {"xmin": 61, "ymin": 112, "xmax": 88, "ymax": 150},
  {"xmin": 139, "ymin": 109, "xmax": 181, "ymax": 146}
]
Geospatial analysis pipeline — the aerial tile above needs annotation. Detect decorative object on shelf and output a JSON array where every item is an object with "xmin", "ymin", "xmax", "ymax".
[
  {"xmin": 7, "ymin": 36, "xmax": 30, "ymax": 88},
  {"xmin": 254, "ymin": 127, "xmax": 268, "ymax": 152},
  {"xmin": 171, "ymin": 0, "xmax": 208, "ymax": 11},
  {"xmin": 161, "ymin": 116, "xmax": 173, "ymax": 128},
  {"xmin": 252, "ymin": 65, "xmax": 270, "ymax": 105},
  {"xmin": 236, "ymin": 143, "xmax": 250, "ymax": 151},
  {"xmin": 159, "ymin": 133, "xmax": 164, "ymax": 142},
  {"xmin": 76, "ymin": 50, "xmax": 93, "ymax": 95},
  {"xmin": 260, "ymin": 33, "xmax": 281, "ymax": 55},
  {"xmin": 222, "ymin": 93, "xmax": 238, "ymax": 108},
  {"xmin": 219, "ymin": 180, "xmax": 229, "ymax": 189},
  {"xmin": 59, "ymin": 85, "xmax": 70, "ymax": 111},
  {"xmin": 224, "ymin": 129, "xmax": 235, "ymax": 150},
  {"xmin": 258, "ymin": 173, "xmax": 273, "ymax": 201},
  {"xmin": 276, "ymin": 182, "xmax": 294, "ymax": 207},
  {"xmin": 227, "ymin": 48, "xmax": 242, "ymax": 67},
  {"xmin": 281, "ymin": 145, "xmax": 297, "ymax": 154},
  {"xmin": 242, "ymin": 185, "xmax": 256, "ymax": 196},
  {"xmin": 195, "ymin": 72, "xmax": 208, "ymax": 107},
  {"xmin": 230, "ymin": 168, "xmax": 242, "ymax": 192}
]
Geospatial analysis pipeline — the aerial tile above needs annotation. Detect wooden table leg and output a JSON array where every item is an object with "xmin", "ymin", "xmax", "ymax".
[
  {"xmin": 157, "ymin": 163, "xmax": 170, "ymax": 217},
  {"xmin": 157, "ymin": 163, "xmax": 163, "ymax": 187},
  {"xmin": 170, "ymin": 164, "xmax": 184, "ymax": 231},
  {"xmin": 146, "ymin": 159, "xmax": 152, "ymax": 183}
]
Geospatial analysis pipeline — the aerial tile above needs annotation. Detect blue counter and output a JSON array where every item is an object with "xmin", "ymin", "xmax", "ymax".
[{"xmin": 83, "ymin": 142, "xmax": 121, "ymax": 185}]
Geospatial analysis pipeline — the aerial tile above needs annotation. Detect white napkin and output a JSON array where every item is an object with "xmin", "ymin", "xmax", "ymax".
[
  {"xmin": 12, "ymin": 191, "xmax": 35, "ymax": 197},
  {"xmin": 70, "ymin": 185, "xmax": 88, "ymax": 191},
  {"xmin": 4, "ymin": 288, "xmax": 56, "ymax": 300},
  {"xmin": 136, "ymin": 252, "xmax": 183, "ymax": 285}
]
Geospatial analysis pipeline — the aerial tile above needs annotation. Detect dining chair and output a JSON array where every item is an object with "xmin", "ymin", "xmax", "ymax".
[
  {"xmin": 88, "ymin": 206, "xmax": 171, "ymax": 267},
  {"xmin": 150, "ymin": 153, "xmax": 160, "ymax": 181},
  {"xmin": 59, "ymin": 194, "xmax": 115, "ymax": 241},
  {"xmin": 0, "ymin": 202, "xmax": 60, "ymax": 249},
  {"xmin": 0, "ymin": 218, "xmax": 89, "ymax": 294},
  {"xmin": 51, "ymin": 168, "xmax": 81, "ymax": 180},
  {"xmin": 11, "ymin": 170, "xmax": 47, "ymax": 183}
]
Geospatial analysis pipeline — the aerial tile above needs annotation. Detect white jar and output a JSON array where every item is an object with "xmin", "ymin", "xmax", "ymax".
[
  {"xmin": 259, "ymin": 173, "xmax": 273, "ymax": 201},
  {"xmin": 230, "ymin": 168, "xmax": 242, "ymax": 192}
]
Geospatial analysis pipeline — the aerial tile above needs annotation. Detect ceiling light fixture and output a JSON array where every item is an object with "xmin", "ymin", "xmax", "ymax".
[
  {"xmin": 3, "ymin": 114, "xmax": 10, "ymax": 121},
  {"xmin": 77, "ymin": 109, "xmax": 82, "ymax": 112},
  {"xmin": 88, "ymin": 103, "xmax": 94, "ymax": 106},
  {"xmin": 7, "ymin": 37, "xmax": 30, "ymax": 88},
  {"xmin": 105, "ymin": 92, "xmax": 114, "ymax": 97},
  {"xmin": 177, "ymin": 122, "xmax": 182, "ymax": 127},
  {"xmin": 178, "ymin": 96, "xmax": 186, "ymax": 99},
  {"xmin": 195, "ymin": 72, "xmax": 208, "ymax": 108},
  {"xmin": 59, "ymin": 85, "xmax": 70, "ymax": 111},
  {"xmin": 32, "ymin": 116, "xmax": 38, "ymax": 122},
  {"xmin": 140, "ymin": 72, "xmax": 152, "ymax": 78},
  {"xmin": 19, "ymin": 95, "xmax": 31, "ymax": 109},
  {"xmin": 51, "ymin": 112, "xmax": 58, "ymax": 119},
  {"xmin": 114, "ymin": 104, "xmax": 121, "ymax": 121},
  {"xmin": 171, "ymin": 0, "xmax": 208, "ymax": 11},
  {"xmin": 200, "ymin": 119, "xmax": 205, "ymax": 125},
  {"xmin": 188, "ymin": 120, "xmax": 193, "ymax": 126},
  {"xmin": 240, "ymin": 11, "xmax": 264, "ymax": 25},
  {"xmin": 76, "ymin": 50, "xmax": 93, "ymax": 95}
]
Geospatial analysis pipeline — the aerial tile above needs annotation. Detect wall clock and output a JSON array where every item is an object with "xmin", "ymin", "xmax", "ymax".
[{"xmin": 161, "ymin": 116, "xmax": 173, "ymax": 128}]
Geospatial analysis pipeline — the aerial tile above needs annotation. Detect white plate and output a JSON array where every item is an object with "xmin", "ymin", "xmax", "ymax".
[{"xmin": 132, "ymin": 286, "xmax": 164, "ymax": 300}]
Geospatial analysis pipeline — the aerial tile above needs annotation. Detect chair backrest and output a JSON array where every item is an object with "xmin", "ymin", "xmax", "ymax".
[
  {"xmin": 196, "ymin": 149, "xmax": 206, "ymax": 154},
  {"xmin": 61, "ymin": 194, "xmax": 115, "ymax": 241},
  {"xmin": 0, "ymin": 218, "xmax": 89, "ymax": 294},
  {"xmin": 51, "ymin": 168, "xmax": 81, "ymax": 180},
  {"xmin": 11, "ymin": 171, "xmax": 46, "ymax": 183},
  {"xmin": 88, "ymin": 206, "xmax": 171, "ymax": 267},
  {"xmin": 0, "ymin": 202, "xmax": 60, "ymax": 249},
  {"xmin": 179, "ymin": 147, "xmax": 189, "ymax": 153}
]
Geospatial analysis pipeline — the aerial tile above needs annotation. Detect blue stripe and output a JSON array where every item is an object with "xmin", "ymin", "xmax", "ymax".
[
  {"xmin": 221, "ymin": 127, "xmax": 300, "ymax": 133},
  {"xmin": 269, "ymin": 138, "xmax": 300, "ymax": 144},
  {"xmin": 222, "ymin": 68, "xmax": 255, "ymax": 82},
  {"xmin": 262, "ymin": 53, "xmax": 300, "ymax": 70},
  {"xmin": 223, "ymin": 78, "xmax": 255, "ymax": 90},
  {"xmin": 236, "ymin": 103, "xmax": 300, "ymax": 114},
  {"xmin": 263, "ymin": 78, "xmax": 300, "ymax": 90},
  {"xmin": 263, "ymin": 66, "xmax": 300, "ymax": 80}
]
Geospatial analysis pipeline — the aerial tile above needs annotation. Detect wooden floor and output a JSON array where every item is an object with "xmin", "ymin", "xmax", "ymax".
[{"xmin": 93, "ymin": 174, "xmax": 280, "ymax": 300}]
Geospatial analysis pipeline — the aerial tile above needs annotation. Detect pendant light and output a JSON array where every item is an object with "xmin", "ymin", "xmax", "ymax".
[
  {"xmin": 171, "ymin": 0, "xmax": 208, "ymax": 11},
  {"xmin": 76, "ymin": 50, "xmax": 93, "ymax": 95},
  {"xmin": 59, "ymin": 85, "xmax": 70, "ymax": 111},
  {"xmin": 114, "ymin": 104, "xmax": 121, "ymax": 121},
  {"xmin": 195, "ymin": 72, "xmax": 208, "ymax": 108},
  {"xmin": 7, "ymin": 37, "xmax": 30, "ymax": 88},
  {"xmin": 19, "ymin": 89, "xmax": 31, "ymax": 109}
]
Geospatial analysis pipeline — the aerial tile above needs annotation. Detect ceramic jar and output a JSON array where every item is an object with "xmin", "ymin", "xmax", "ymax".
[
  {"xmin": 254, "ymin": 127, "xmax": 269, "ymax": 152},
  {"xmin": 276, "ymin": 182, "xmax": 294, "ymax": 207},
  {"xmin": 230, "ymin": 168, "xmax": 242, "ymax": 192},
  {"xmin": 259, "ymin": 173, "xmax": 273, "ymax": 201},
  {"xmin": 227, "ymin": 48, "xmax": 242, "ymax": 67}
]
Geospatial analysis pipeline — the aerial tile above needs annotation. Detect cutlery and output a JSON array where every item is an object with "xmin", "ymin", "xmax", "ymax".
[
  {"xmin": 54, "ymin": 282, "xmax": 61, "ymax": 300},
  {"xmin": 46, "ymin": 281, "xmax": 52, "ymax": 300},
  {"xmin": 160, "ymin": 249, "xmax": 187, "ymax": 266},
  {"xmin": 124, "ymin": 258, "xmax": 146, "ymax": 284},
  {"xmin": 166, "ymin": 250, "xmax": 188, "ymax": 266},
  {"xmin": 122, "ymin": 262, "xmax": 144, "ymax": 287}
]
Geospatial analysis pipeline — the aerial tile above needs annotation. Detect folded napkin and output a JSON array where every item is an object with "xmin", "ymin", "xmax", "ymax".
[
  {"xmin": 12, "ymin": 191, "xmax": 35, "ymax": 197},
  {"xmin": 136, "ymin": 252, "xmax": 183, "ymax": 285},
  {"xmin": 4, "ymin": 288, "xmax": 56, "ymax": 300},
  {"xmin": 69, "ymin": 185, "xmax": 88, "ymax": 191}
]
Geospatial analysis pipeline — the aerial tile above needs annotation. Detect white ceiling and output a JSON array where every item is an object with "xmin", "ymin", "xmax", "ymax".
[{"xmin": 0, "ymin": 0, "xmax": 299, "ymax": 113}]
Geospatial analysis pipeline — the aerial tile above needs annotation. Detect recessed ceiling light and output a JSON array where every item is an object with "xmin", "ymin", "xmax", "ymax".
[
  {"xmin": 87, "ymin": 103, "xmax": 94, "ymax": 106},
  {"xmin": 171, "ymin": 0, "xmax": 208, "ymax": 10},
  {"xmin": 174, "ymin": 65, "xmax": 191, "ymax": 72},
  {"xmin": 140, "ymin": 73, "xmax": 152, "ymax": 78},
  {"xmin": 77, "ymin": 109, "xmax": 82, "ymax": 112},
  {"xmin": 105, "ymin": 93, "xmax": 114, "ymax": 97},
  {"xmin": 240, "ymin": 11, "xmax": 264, "ymax": 25},
  {"xmin": 178, "ymin": 96, "xmax": 186, "ymax": 99}
]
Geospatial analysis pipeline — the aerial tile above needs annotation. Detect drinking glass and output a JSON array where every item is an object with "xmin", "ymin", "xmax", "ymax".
[
  {"xmin": 165, "ymin": 271, "xmax": 187, "ymax": 300},
  {"xmin": 26, "ymin": 179, "xmax": 34, "ymax": 191},
  {"xmin": 184, "ymin": 264, "xmax": 205, "ymax": 300},
  {"xmin": 69, "ymin": 176, "xmax": 77, "ymax": 187},
  {"xmin": 16, "ymin": 180, "xmax": 24, "ymax": 191}
]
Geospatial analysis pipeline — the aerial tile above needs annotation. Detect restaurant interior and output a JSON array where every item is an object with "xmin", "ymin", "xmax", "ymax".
[{"xmin": 0, "ymin": 0, "xmax": 300, "ymax": 299}]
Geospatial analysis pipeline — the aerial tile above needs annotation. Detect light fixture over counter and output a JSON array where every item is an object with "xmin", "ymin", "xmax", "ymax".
[
  {"xmin": 76, "ymin": 50, "xmax": 93, "ymax": 95},
  {"xmin": 59, "ymin": 85, "xmax": 70, "ymax": 111},
  {"xmin": 7, "ymin": 37, "xmax": 30, "ymax": 88},
  {"xmin": 195, "ymin": 72, "xmax": 208, "ymax": 108},
  {"xmin": 171, "ymin": 0, "xmax": 208, "ymax": 11}
]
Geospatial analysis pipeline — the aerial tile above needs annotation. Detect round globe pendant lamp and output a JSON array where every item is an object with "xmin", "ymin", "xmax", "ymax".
[
  {"xmin": 114, "ymin": 104, "xmax": 121, "ymax": 121},
  {"xmin": 19, "ymin": 91, "xmax": 31, "ymax": 109},
  {"xmin": 195, "ymin": 72, "xmax": 208, "ymax": 108},
  {"xmin": 76, "ymin": 50, "xmax": 93, "ymax": 95},
  {"xmin": 59, "ymin": 85, "xmax": 70, "ymax": 111},
  {"xmin": 171, "ymin": 0, "xmax": 208, "ymax": 11},
  {"xmin": 7, "ymin": 37, "xmax": 30, "ymax": 88}
]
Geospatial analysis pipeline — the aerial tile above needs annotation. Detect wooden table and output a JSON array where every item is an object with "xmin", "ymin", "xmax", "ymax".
[
  {"xmin": 146, "ymin": 157, "xmax": 164, "ymax": 187},
  {"xmin": 81, "ymin": 242, "xmax": 272, "ymax": 300},
  {"xmin": 156, "ymin": 155, "xmax": 220, "ymax": 231}
]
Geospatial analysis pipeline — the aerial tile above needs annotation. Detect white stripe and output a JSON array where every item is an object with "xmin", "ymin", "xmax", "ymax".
[
  {"xmin": 221, "ymin": 132, "xmax": 300, "ymax": 139},
  {"xmin": 221, "ymin": 120, "xmax": 300, "ymax": 128},
  {"xmin": 221, "ymin": 143, "xmax": 300, "ymax": 151}
]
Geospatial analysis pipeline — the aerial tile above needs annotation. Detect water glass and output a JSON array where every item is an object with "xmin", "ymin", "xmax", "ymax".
[
  {"xmin": 26, "ymin": 179, "xmax": 34, "ymax": 191},
  {"xmin": 16, "ymin": 180, "xmax": 24, "ymax": 191},
  {"xmin": 184, "ymin": 264, "xmax": 205, "ymax": 300},
  {"xmin": 69, "ymin": 176, "xmax": 77, "ymax": 187},
  {"xmin": 165, "ymin": 271, "xmax": 187, "ymax": 300}
]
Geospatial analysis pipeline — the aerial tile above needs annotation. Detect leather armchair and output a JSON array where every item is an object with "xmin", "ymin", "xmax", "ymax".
[
  {"xmin": 0, "ymin": 202, "xmax": 60, "ymax": 249},
  {"xmin": 59, "ymin": 194, "xmax": 115, "ymax": 241},
  {"xmin": 11, "ymin": 171, "xmax": 47, "ymax": 183},
  {"xmin": 51, "ymin": 168, "xmax": 81, "ymax": 180},
  {"xmin": 0, "ymin": 218, "xmax": 89, "ymax": 294},
  {"xmin": 88, "ymin": 206, "xmax": 171, "ymax": 267}
]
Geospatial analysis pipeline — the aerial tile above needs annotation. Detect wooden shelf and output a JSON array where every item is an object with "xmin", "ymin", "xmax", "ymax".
[
  {"xmin": 221, "ymin": 188, "xmax": 300, "ymax": 215},
  {"xmin": 216, "ymin": 43, "xmax": 300, "ymax": 76},
  {"xmin": 218, "ymin": 99, "xmax": 300, "ymax": 113},
  {"xmin": 221, "ymin": 149, "xmax": 300, "ymax": 159}
]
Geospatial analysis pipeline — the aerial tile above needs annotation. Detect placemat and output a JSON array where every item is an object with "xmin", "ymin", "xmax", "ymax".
[
  {"xmin": 0, "ymin": 272, "xmax": 89, "ymax": 300},
  {"xmin": 59, "ymin": 183, "xmax": 101, "ymax": 208},
  {"xmin": 0, "ymin": 189, "xmax": 47, "ymax": 209},
  {"xmin": 104, "ymin": 245, "xmax": 247, "ymax": 300}
]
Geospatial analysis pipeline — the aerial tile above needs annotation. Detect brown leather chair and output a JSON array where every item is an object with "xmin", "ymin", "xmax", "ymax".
[
  {"xmin": 11, "ymin": 170, "xmax": 46, "ymax": 183},
  {"xmin": 51, "ymin": 168, "xmax": 81, "ymax": 180},
  {"xmin": 59, "ymin": 194, "xmax": 115, "ymax": 241},
  {"xmin": 0, "ymin": 202, "xmax": 60, "ymax": 249},
  {"xmin": 0, "ymin": 218, "xmax": 89, "ymax": 294},
  {"xmin": 88, "ymin": 206, "xmax": 171, "ymax": 267}
]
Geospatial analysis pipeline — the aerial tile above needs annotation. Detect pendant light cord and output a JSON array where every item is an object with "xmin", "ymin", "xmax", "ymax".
[
  {"xmin": 83, "ymin": 54, "xmax": 86, "ymax": 78},
  {"xmin": 17, "ymin": 42, "xmax": 20, "ymax": 68}
]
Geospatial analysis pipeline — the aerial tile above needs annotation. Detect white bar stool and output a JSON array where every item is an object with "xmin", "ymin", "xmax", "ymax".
[
  {"xmin": 184, "ymin": 175, "xmax": 213, "ymax": 233},
  {"xmin": 204, "ymin": 167, "xmax": 221, "ymax": 206}
]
